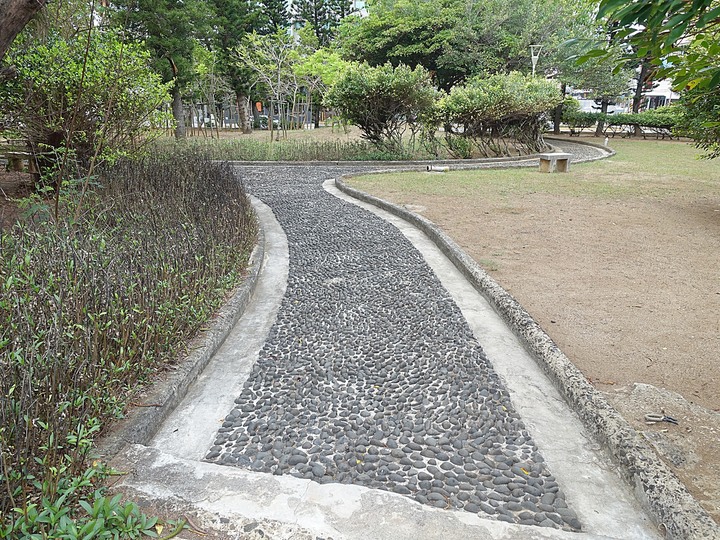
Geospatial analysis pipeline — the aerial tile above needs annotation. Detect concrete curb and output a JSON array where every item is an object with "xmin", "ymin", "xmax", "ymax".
[
  {"xmin": 226, "ymin": 151, "xmax": 546, "ymax": 168},
  {"xmin": 545, "ymin": 136, "xmax": 617, "ymax": 161},
  {"xmin": 96, "ymin": 224, "xmax": 266, "ymax": 461},
  {"xmin": 334, "ymin": 169, "xmax": 719, "ymax": 540}
]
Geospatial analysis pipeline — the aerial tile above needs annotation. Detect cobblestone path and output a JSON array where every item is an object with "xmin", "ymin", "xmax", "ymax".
[{"xmin": 206, "ymin": 142, "xmax": 601, "ymax": 531}]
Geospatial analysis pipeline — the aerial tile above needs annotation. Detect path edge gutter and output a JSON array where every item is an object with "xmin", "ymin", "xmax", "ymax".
[{"xmin": 334, "ymin": 155, "xmax": 718, "ymax": 540}]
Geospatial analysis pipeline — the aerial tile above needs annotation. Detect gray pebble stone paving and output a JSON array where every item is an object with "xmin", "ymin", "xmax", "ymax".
[{"xmin": 205, "ymin": 159, "xmax": 590, "ymax": 532}]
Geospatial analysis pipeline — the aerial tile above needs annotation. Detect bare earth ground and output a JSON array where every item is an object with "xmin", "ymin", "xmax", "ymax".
[{"xmin": 348, "ymin": 137, "xmax": 720, "ymax": 524}]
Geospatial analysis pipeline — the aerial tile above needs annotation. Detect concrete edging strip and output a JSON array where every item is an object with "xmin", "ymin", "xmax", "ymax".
[
  {"xmin": 334, "ymin": 172, "xmax": 718, "ymax": 540},
  {"xmin": 96, "ymin": 224, "xmax": 266, "ymax": 461}
]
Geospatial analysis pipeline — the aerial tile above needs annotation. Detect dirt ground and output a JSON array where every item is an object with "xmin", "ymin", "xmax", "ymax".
[{"xmin": 348, "ymin": 142, "xmax": 720, "ymax": 523}]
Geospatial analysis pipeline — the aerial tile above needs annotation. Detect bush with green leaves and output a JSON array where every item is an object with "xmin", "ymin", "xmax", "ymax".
[
  {"xmin": 560, "ymin": 105, "xmax": 682, "ymax": 137},
  {"xmin": 0, "ymin": 150, "xmax": 257, "ymax": 529},
  {"xmin": 0, "ymin": 28, "xmax": 172, "ymax": 180},
  {"xmin": 606, "ymin": 106, "xmax": 682, "ymax": 130},
  {"xmin": 1, "ymin": 462, "xmax": 185, "ymax": 539},
  {"xmin": 325, "ymin": 62, "xmax": 439, "ymax": 152},
  {"xmin": 676, "ymin": 90, "xmax": 720, "ymax": 158},
  {"xmin": 436, "ymin": 72, "xmax": 562, "ymax": 157},
  {"xmin": 561, "ymin": 110, "xmax": 605, "ymax": 133}
]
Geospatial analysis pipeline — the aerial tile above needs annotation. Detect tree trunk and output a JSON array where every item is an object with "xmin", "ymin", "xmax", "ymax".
[
  {"xmin": 633, "ymin": 62, "xmax": 651, "ymax": 136},
  {"xmin": 0, "ymin": 0, "xmax": 48, "ymax": 61},
  {"xmin": 237, "ymin": 93, "xmax": 252, "ymax": 134},
  {"xmin": 553, "ymin": 83, "xmax": 567, "ymax": 135},
  {"xmin": 172, "ymin": 84, "xmax": 186, "ymax": 139},
  {"xmin": 595, "ymin": 99, "xmax": 609, "ymax": 137},
  {"xmin": 313, "ymin": 105, "xmax": 320, "ymax": 129}
]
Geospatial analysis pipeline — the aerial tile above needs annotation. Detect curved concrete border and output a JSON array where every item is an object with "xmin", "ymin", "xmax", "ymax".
[
  {"xmin": 545, "ymin": 136, "xmax": 617, "ymax": 161},
  {"xmin": 96, "ymin": 223, "xmax": 266, "ymax": 461},
  {"xmin": 334, "ymin": 167, "xmax": 718, "ymax": 540},
  {"xmin": 217, "ymin": 155, "xmax": 534, "ymax": 167}
]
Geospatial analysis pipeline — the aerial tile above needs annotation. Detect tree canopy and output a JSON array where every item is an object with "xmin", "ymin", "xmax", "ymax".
[{"xmin": 339, "ymin": 0, "xmax": 590, "ymax": 90}]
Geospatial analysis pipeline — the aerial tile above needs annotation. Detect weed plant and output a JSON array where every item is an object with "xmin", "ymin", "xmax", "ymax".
[
  {"xmin": 154, "ymin": 137, "xmax": 426, "ymax": 162},
  {"xmin": 0, "ymin": 150, "xmax": 257, "ymax": 535}
]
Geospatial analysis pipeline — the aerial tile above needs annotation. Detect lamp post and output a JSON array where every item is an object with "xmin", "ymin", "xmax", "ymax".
[{"xmin": 530, "ymin": 44, "xmax": 542, "ymax": 77}]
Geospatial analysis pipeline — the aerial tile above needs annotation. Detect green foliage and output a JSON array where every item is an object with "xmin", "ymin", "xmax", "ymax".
[
  {"xmin": 207, "ymin": 0, "xmax": 280, "ymax": 119},
  {"xmin": 570, "ymin": 48, "xmax": 633, "ymax": 104},
  {"xmin": 676, "ymin": 91, "xmax": 720, "ymax": 158},
  {"xmin": 339, "ymin": 0, "xmax": 588, "ymax": 89},
  {"xmin": 437, "ymin": 72, "xmax": 562, "ymax": 156},
  {"xmin": 234, "ymin": 30, "xmax": 296, "ymax": 108},
  {"xmin": 293, "ymin": 48, "xmax": 349, "ymax": 90},
  {"xmin": 0, "ymin": 150, "xmax": 257, "ymax": 521},
  {"xmin": 108, "ymin": 0, "xmax": 211, "ymax": 88},
  {"xmin": 591, "ymin": 0, "xmax": 720, "ymax": 155},
  {"xmin": 606, "ymin": 106, "xmax": 682, "ymax": 129},
  {"xmin": 0, "ymin": 462, "xmax": 184, "ymax": 539},
  {"xmin": 338, "ymin": 0, "xmax": 460, "ymax": 89},
  {"xmin": 161, "ymin": 136, "xmax": 422, "ymax": 161},
  {"xmin": 562, "ymin": 110, "xmax": 604, "ymax": 130},
  {"xmin": 0, "ymin": 28, "xmax": 172, "ymax": 174},
  {"xmin": 597, "ymin": 0, "xmax": 720, "ymax": 93},
  {"xmin": 560, "ymin": 106, "xmax": 682, "ymax": 137},
  {"xmin": 325, "ymin": 63, "xmax": 439, "ymax": 151},
  {"xmin": 291, "ymin": 0, "xmax": 357, "ymax": 46}
]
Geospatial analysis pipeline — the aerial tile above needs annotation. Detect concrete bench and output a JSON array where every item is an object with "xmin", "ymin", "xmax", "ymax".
[
  {"xmin": 5, "ymin": 151, "xmax": 36, "ymax": 173},
  {"xmin": 538, "ymin": 152, "xmax": 572, "ymax": 173}
]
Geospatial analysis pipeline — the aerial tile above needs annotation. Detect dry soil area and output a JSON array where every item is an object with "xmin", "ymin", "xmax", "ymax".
[{"xmin": 349, "ymin": 139, "xmax": 720, "ymax": 523}]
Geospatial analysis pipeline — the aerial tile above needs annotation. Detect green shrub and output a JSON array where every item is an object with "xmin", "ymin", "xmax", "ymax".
[
  {"xmin": 325, "ymin": 63, "xmax": 439, "ymax": 152},
  {"xmin": 0, "ymin": 150, "xmax": 257, "ymax": 526},
  {"xmin": 676, "ymin": 90, "xmax": 720, "ymax": 158},
  {"xmin": 562, "ymin": 110, "xmax": 604, "ymax": 130},
  {"xmin": 605, "ymin": 106, "xmax": 681, "ymax": 129},
  {"xmin": 0, "ymin": 29, "xmax": 172, "ymax": 178},
  {"xmin": 0, "ymin": 462, "xmax": 185, "ymax": 539},
  {"xmin": 437, "ymin": 72, "xmax": 562, "ymax": 156}
]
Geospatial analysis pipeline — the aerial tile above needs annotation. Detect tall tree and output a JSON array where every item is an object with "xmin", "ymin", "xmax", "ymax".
[
  {"xmin": 291, "ymin": 0, "xmax": 355, "ymax": 46},
  {"xmin": 339, "ymin": 0, "xmax": 583, "ymax": 90},
  {"xmin": 572, "ymin": 48, "xmax": 633, "ymax": 135},
  {"xmin": 235, "ymin": 30, "xmax": 298, "ymax": 139},
  {"xmin": 209, "ymin": 0, "xmax": 266, "ymax": 133},
  {"xmin": 262, "ymin": 0, "xmax": 290, "ymax": 32},
  {"xmin": 594, "ymin": 0, "xmax": 720, "ymax": 156},
  {"xmin": 338, "ymin": 0, "xmax": 461, "ymax": 90},
  {"xmin": 108, "ymin": 0, "xmax": 211, "ymax": 138},
  {"xmin": 597, "ymin": 0, "xmax": 720, "ymax": 94},
  {"xmin": 0, "ymin": 0, "xmax": 49, "ymax": 61}
]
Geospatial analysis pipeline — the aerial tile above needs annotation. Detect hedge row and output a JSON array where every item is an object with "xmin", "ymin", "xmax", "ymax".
[{"xmin": 562, "ymin": 105, "xmax": 683, "ymax": 133}]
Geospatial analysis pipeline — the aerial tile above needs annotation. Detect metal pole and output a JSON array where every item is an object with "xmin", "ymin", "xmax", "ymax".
[{"xmin": 530, "ymin": 45, "xmax": 542, "ymax": 77}]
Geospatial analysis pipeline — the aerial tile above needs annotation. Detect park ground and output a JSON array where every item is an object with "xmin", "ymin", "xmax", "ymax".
[{"xmin": 1, "ymin": 128, "xmax": 718, "ymax": 524}]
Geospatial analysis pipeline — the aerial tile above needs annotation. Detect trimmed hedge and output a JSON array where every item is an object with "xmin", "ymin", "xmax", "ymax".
[{"xmin": 561, "ymin": 105, "xmax": 683, "ymax": 135}]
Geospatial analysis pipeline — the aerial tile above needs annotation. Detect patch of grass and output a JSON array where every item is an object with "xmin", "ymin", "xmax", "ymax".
[
  {"xmin": 348, "ymin": 139, "xmax": 720, "ymax": 201},
  {"xmin": 478, "ymin": 258, "xmax": 501, "ymax": 271}
]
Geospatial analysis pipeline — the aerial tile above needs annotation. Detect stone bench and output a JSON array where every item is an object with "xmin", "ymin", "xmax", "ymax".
[
  {"xmin": 538, "ymin": 152, "xmax": 572, "ymax": 173},
  {"xmin": 5, "ymin": 151, "xmax": 37, "ymax": 173}
]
